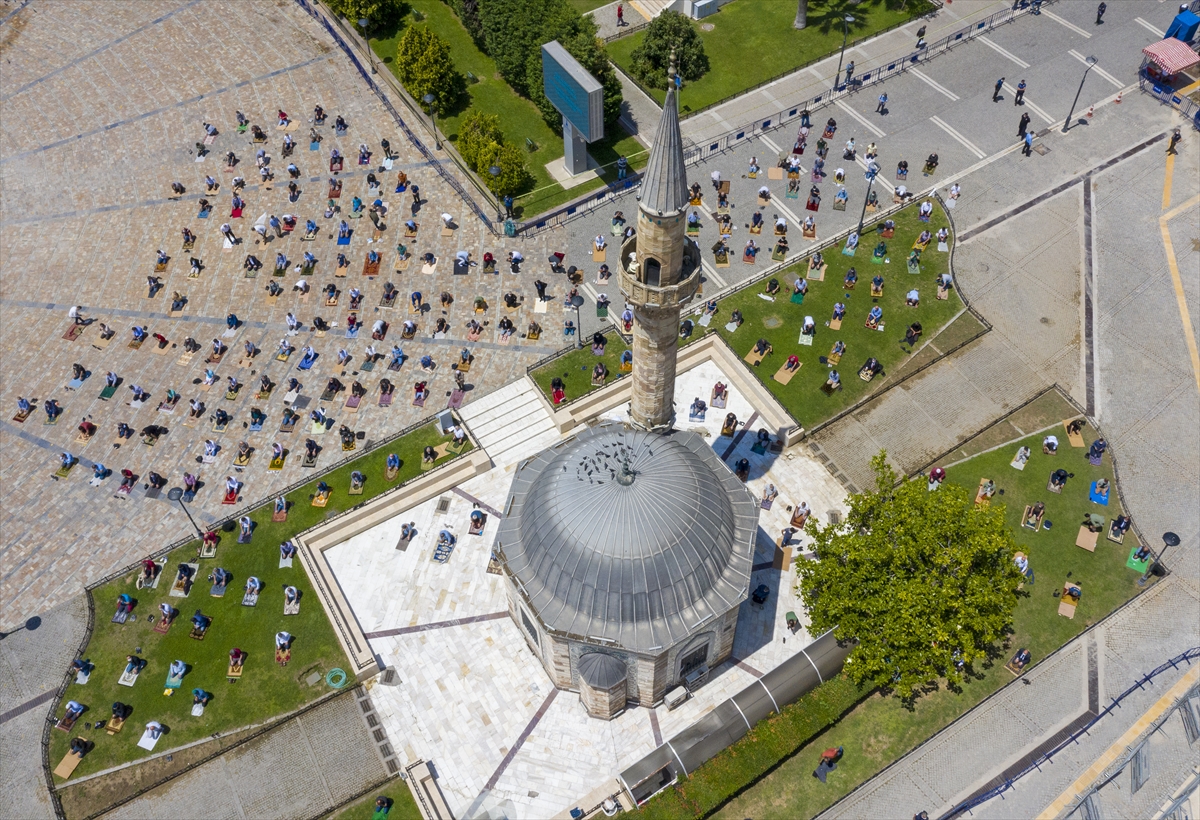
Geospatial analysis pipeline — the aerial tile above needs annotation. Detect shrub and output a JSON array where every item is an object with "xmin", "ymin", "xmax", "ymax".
[
  {"xmin": 393, "ymin": 24, "xmax": 464, "ymax": 116},
  {"xmin": 456, "ymin": 110, "xmax": 532, "ymax": 196},
  {"xmin": 628, "ymin": 10, "xmax": 709, "ymax": 90}
]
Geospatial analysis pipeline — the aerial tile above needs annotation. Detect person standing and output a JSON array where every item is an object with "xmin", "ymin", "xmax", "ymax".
[
  {"xmin": 1095, "ymin": 2, "xmax": 1106, "ymax": 24},
  {"xmin": 617, "ymin": 155, "xmax": 628, "ymax": 180},
  {"xmin": 616, "ymin": 3, "xmax": 623, "ymax": 26},
  {"xmin": 1014, "ymin": 80, "xmax": 1026, "ymax": 105},
  {"xmin": 1017, "ymin": 112, "xmax": 1031, "ymax": 140},
  {"xmin": 993, "ymin": 77, "xmax": 1005, "ymax": 102},
  {"xmin": 876, "ymin": 92, "xmax": 888, "ymax": 113},
  {"xmin": 844, "ymin": 60, "xmax": 855, "ymax": 85},
  {"xmin": 1022, "ymin": 131, "xmax": 1034, "ymax": 157}
]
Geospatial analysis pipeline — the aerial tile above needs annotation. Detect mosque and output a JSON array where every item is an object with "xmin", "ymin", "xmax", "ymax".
[{"xmin": 493, "ymin": 62, "xmax": 760, "ymax": 720}]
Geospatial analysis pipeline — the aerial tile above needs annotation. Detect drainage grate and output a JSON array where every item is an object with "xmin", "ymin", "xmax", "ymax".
[
  {"xmin": 386, "ymin": 759, "xmax": 399, "ymax": 774},
  {"xmin": 436, "ymin": 496, "xmax": 451, "ymax": 515},
  {"xmin": 1033, "ymin": 143, "xmax": 1051, "ymax": 155}
]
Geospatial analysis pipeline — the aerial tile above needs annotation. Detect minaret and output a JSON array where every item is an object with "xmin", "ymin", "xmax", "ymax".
[{"xmin": 619, "ymin": 54, "xmax": 701, "ymax": 432}]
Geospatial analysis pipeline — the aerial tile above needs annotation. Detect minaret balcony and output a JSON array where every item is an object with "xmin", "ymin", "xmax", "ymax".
[{"xmin": 617, "ymin": 234, "xmax": 702, "ymax": 309}]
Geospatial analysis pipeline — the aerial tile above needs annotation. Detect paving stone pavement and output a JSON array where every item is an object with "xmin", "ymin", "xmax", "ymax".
[
  {"xmin": 0, "ymin": 0, "xmax": 573, "ymax": 630},
  {"xmin": 0, "ymin": 595, "xmax": 90, "ymax": 820},
  {"xmin": 98, "ymin": 689, "xmax": 385, "ymax": 820}
]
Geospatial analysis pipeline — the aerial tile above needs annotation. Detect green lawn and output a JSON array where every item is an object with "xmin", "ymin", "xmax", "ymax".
[
  {"xmin": 569, "ymin": 0, "xmax": 616, "ymax": 14},
  {"xmin": 325, "ymin": 785, "xmax": 422, "ymax": 820},
  {"xmin": 711, "ymin": 199, "xmax": 961, "ymax": 429},
  {"xmin": 642, "ymin": 431, "xmax": 1146, "ymax": 819},
  {"xmin": 608, "ymin": 0, "xmax": 932, "ymax": 114},
  {"xmin": 371, "ymin": 0, "xmax": 648, "ymax": 219},
  {"xmin": 51, "ymin": 422, "xmax": 468, "ymax": 779},
  {"xmin": 530, "ymin": 335, "xmax": 630, "ymax": 404}
]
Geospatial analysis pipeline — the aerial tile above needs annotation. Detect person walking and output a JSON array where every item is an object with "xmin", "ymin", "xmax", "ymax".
[
  {"xmin": 1167, "ymin": 128, "xmax": 1182, "ymax": 155},
  {"xmin": 993, "ymin": 77, "xmax": 1005, "ymax": 102},
  {"xmin": 1095, "ymin": 2, "xmax": 1106, "ymax": 24},
  {"xmin": 876, "ymin": 92, "xmax": 888, "ymax": 114},
  {"xmin": 1017, "ymin": 112, "xmax": 1031, "ymax": 140},
  {"xmin": 616, "ymin": 3, "xmax": 623, "ymax": 26},
  {"xmin": 1014, "ymin": 80, "xmax": 1026, "ymax": 105},
  {"xmin": 1022, "ymin": 131, "xmax": 1034, "ymax": 157},
  {"xmin": 915, "ymin": 25, "xmax": 926, "ymax": 46}
]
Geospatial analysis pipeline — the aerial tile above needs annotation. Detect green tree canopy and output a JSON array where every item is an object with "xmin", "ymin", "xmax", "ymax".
[
  {"xmin": 478, "ymin": 0, "xmax": 622, "ymax": 132},
  {"xmin": 455, "ymin": 110, "xmax": 532, "ymax": 197},
  {"xmin": 393, "ymin": 24, "xmax": 464, "ymax": 116},
  {"xmin": 797, "ymin": 453, "xmax": 1024, "ymax": 700},
  {"xmin": 628, "ymin": 10, "xmax": 709, "ymax": 90},
  {"xmin": 325, "ymin": 0, "xmax": 404, "ymax": 28}
]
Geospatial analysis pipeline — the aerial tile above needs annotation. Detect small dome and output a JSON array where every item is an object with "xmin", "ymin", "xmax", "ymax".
[
  {"xmin": 578, "ymin": 653, "xmax": 627, "ymax": 690},
  {"xmin": 497, "ymin": 423, "xmax": 757, "ymax": 652}
]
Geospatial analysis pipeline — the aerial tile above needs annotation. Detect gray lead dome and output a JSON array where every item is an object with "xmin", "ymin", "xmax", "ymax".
[{"xmin": 497, "ymin": 423, "xmax": 757, "ymax": 653}]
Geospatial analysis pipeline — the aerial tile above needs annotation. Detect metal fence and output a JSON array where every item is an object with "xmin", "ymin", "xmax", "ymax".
[
  {"xmin": 942, "ymin": 646, "xmax": 1200, "ymax": 819},
  {"xmin": 1140, "ymin": 73, "xmax": 1200, "ymax": 129},
  {"xmin": 681, "ymin": 0, "xmax": 1057, "ymax": 166},
  {"xmin": 290, "ymin": 0, "xmax": 498, "ymax": 232}
]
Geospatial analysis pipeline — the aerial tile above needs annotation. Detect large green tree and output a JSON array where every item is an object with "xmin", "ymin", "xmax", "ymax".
[
  {"xmin": 325, "ymin": 0, "xmax": 404, "ymax": 28},
  {"xmin": 628, "ymin": 10, "xmax": 709, "ymax": 90},
  {"xmin": 797, "ymin": 453, "xmax": 1024, "ymax": 700},
  {"xmin": 393, "ymin": 24, "xmax": 464, "ymax": 116},
  {"xmin": 478, "ymin": 0, "xmax": 622, "ymax": 132}
]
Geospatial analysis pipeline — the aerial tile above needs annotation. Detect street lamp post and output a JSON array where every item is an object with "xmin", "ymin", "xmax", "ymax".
[
  {"xmin": 570, "ymin": 294, "xmax": 584, "ymax": 350},
  {"xmin": 855, "ymin": 172, "xmax": 877, "ymax": 238},
  {"xmin": 422, "ymin": 93, "xmax": 441, "ymax": 150},
  {"xmin": 167, "ymin": 487, "xmax": 205, "ymax": 539},
  {"xmin": 1139, "ymin": 531, "xmax": 1180, "ymax": 586},
  {"xmin": 489, "ymin": 165, "xmax": 502, "ymax": 221},
  {"xmin": 833, "ymin": 15, "xmax": 856, "ymax": 94},
  {"xmin": 357, "ymin": 18, "xmax": 376, "ymax": 74},
  {"xmin": 1062, "ymin": 55, "xmax": 1097, "ymax": 133}
]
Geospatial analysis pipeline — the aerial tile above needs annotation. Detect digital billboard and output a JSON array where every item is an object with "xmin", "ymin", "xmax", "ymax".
[{"xmin": 541, "ymin": 41, "xmax": 604, "ymax": 143}]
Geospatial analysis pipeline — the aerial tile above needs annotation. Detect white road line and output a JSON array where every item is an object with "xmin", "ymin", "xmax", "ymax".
[
  {"xmin": 835, "ymin": 99, "xmax": 886, "ymax": 138},
  {"xmin": 929, "ymin": 116, "xmax": 986, "ymax": 159},
  {"xmin": 1003, "ymin": 84, "xmax": 1055, "ymax": 124},
  {"xmin": 758, "ymin": 135, "xmax": 783, "ymax": 154},
  {"xmin": 700, "ymin": 258, "xmax": 727, "ymax": 288},
  {"xmin": 909, "ymin": 68, "xmax": 960, "ymax": 101},
  {"xmin": 1134, "ymin": 17, "xmax": 1165, "ymax": 37},
  {"xmin": 1041, "ymin": 9, "xmax": 1091, "ymax": 38},
  {"xmin": 977, "ymin": 36, "xmax": 1030, "ymax": 68},
  {"xmin": 1068, "ymin": 50, "xmax": 1124, "ymax": 88}
]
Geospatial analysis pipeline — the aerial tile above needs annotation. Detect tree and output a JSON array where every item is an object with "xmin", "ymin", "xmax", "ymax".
[
  {"xmin": 794, "ymin": 0, "xmax": 808, "ymax": 30},
  {"xmin": 445, "ymin": 0, "xmax": 485, "ymax": 46},
  {"xmin": 457, "ymin": 111, "xmax": 504, "ymax": 170},
  {"xmin": 482, "ymin": 142, "xmax": 533, "ymax": 196},
  {"xmin": 796, "ymin": 453, "xmax": 1025, "ymax": 701},
  {"xmin": 628, "ymin": 10, "xmax": 709, "ymax": 90},
  {"xmin": 325, "ymin": 0, "xmax": 404, "ymax": 28},
  {"xmin": 527, "ymin": 24, "xmax": 623, "ymax": 134},
  {"xmin": 478, "ymin": 0, "xmax": 550, "ymax": 97},
  {"xmin": 393, "ymin": 24, "xmax": 464, "ymax": 116},
  {"xmin": 455, "ymin": 111, "xmax": 532, "ymax": 197}
]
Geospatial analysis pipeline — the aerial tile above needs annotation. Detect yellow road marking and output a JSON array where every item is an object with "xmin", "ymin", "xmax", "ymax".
[
  {"xmin": 1037, "ymin": 665, "xmax": 1200, "ymax": 819},
  {"xmin": 1159, "ymin": 193, "xmax": 1200, "ymax": 396},
  {"xmin": 1162, "ymin": 153, "xmax": 1174, "ymax": 211}
]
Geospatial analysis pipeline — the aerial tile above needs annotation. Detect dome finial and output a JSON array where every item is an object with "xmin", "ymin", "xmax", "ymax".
[{"xmin": 668, "ymin": 48, "xmax": 676, "ymax": 84}]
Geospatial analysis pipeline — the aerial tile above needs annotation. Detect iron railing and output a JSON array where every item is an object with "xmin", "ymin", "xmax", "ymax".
[
  {"xmin": 1140, "ymin": 73, "xmax": 1200, "ymax": 129},
  {"xmin": 942, "ymin": 646, "xmax": 1200, "ymax": 819}
]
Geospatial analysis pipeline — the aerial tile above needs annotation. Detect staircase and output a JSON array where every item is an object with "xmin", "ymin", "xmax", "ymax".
[
  {"xmin": 629, "ymin": 0, "xmax": 677, "ymax": 22},
  {"xmin": 457, "ymin": 378, "xmax": 560, "ymax": 471}
]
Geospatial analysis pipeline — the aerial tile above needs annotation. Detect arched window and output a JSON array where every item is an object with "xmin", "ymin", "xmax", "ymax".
[{"xmin": 644, "ymin": 256, "xmax": 661, "ymax": 287}]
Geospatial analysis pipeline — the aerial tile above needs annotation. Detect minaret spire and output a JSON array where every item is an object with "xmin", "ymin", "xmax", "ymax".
[{"xmin": 619, "ymin": 48, "xmax": 701, "ymax": 432}]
